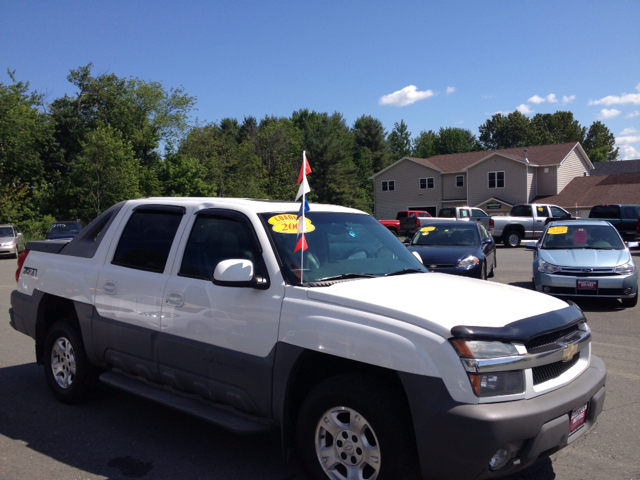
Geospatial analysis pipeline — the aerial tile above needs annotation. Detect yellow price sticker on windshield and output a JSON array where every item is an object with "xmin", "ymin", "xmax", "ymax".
[
  {"xmin": 420, "ymin": 226, "xmax": 436, "ymax": 232},
  {"xmin": 547, "ymin": 226, "xmax": 568, "ymax": 234},
  {"xmin": 268, "ymin": 214, "xmax": 315, "ymax": 234}
]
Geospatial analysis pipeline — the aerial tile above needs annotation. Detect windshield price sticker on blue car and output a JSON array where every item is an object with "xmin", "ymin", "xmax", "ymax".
[
  {"xmin": 548, "ymin": 226, "xmax": 568, "ymax": 234},
  {"xmin": 420, "ymin": 226, "xmax": 436, "ymax": 234}
]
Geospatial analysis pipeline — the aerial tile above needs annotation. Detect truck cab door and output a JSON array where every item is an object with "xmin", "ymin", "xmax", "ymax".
[
  {"xmin": 93, "ymin": 205, "xmax": 187, "ymax": 382},
  {"xmin": 533, "ymin": 205, "xmax": 550, "ymax": 234},
  {"xmin": 158, "ymin": 209, "xmax": 284, "ymax": 418}
]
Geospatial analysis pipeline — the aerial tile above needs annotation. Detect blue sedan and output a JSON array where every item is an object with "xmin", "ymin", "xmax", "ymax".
[
  {"xmin": 405, "ymin": 221, "xmax": 496, "ymax": 279},
  {"xmin": 527, "ymin": 220, "xmax": 638, "ymax": 308}
]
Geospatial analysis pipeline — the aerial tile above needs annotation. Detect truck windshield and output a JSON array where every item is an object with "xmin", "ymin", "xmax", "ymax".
[{"xmin": 260, "ymin": 211, "xmax": 427, "ymax": 284}]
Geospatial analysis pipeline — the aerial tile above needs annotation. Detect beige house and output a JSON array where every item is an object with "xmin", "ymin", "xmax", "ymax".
[{"xmin": 371, "ymin": 142, "xmax": 593, "ymax": 218}]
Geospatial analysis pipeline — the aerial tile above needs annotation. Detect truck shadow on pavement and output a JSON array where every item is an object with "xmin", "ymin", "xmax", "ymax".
[
  {"xmin": 1, "ymin": 362, "xmax": 561, "ymax": 480},
  {"xmin": 0, "ymin": 362, "xmax": 303, "ymax": 480}
]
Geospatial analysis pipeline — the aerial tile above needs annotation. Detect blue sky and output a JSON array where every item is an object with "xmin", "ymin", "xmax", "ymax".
[{"xmin": 2, "ymin": 1, "xmax": 639, "ymax": 159}]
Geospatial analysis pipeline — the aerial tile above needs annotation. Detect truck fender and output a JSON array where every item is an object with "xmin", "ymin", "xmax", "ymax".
[
  {"xmin": 36, "ymin": 268, "xmax": 94, "ymax": 305},
  {"xmin": 279, "ymin": 314, "xmax": 439, "ymax": 377}
]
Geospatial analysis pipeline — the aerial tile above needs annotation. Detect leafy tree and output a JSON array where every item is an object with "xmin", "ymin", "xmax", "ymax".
[
  {"xmin": 352, "ymin": 115, "xmax": 388, "ymax": 212},
  {"xmin": 69, "ymin": 126, "xmax": 141, "ymax": 221},
  {"xmin": 478, "ymin": 111, "xmax": 534, "ymax": 150},
  {"xmin": 531, "ymin": 111, "xmax": 585, "ymax": 145},
  {"xmin": 157, "ymin": 153, "xmax": 215, "ymax": 197},
  {"xmin": 434, "ymin": 127, "xmax": 481, "ymax": 155},
  {"xmin": 583, "ymin": 121, "xmax": 618, "ymax": 162},
  {"xmin": 0, "ymin": 70, "xmax": 51, "ymax": 187},
  {"xmin": 412, "ymin": 130, "xmax": 438, "ymax": 158},
  {"xmin": 387, "ymin": 120, "xmax": 412, "ymax": 160}
]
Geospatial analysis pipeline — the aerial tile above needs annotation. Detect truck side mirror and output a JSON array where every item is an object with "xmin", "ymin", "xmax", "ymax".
[{"xmin": 213, "ymin": 259, "xmax": 268, "ymax": 289}]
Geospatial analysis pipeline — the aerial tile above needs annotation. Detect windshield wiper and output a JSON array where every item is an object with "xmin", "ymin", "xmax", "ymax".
[
  {"xmin": 314, "ymin": 273, "xmax": 377, "ymax": 282},
  {"xmin": 385, "ymin": 268, "xmax": 425, "ymax": 277}
]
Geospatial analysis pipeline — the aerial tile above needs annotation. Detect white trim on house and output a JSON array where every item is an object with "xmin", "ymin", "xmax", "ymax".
[{"xmin": 369, "ymin": 157, "xmax": 444, "ymax": 180}]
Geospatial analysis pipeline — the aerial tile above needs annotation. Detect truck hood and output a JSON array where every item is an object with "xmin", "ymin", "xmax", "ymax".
[
  {"xmin": 540, "ymin": 248, "xmax": 632, "ymax": 267},
  {"xmin": 305, "ymin": 273, "xmax": 569, "ymax": 338}
]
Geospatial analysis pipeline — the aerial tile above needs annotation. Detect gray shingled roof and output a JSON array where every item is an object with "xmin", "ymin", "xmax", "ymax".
[
  {"xmin": 590, "ymin": 159, "xmax": 640, "ymax": 175},
  {"xmin": 533, "ymin": 173, "xmax": 640, "ymax": 208}
]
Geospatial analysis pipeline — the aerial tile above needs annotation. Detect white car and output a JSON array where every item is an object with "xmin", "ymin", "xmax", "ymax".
[{"xmin": 0, "ymin": 224, "xmax": 26, "ymax": 258}]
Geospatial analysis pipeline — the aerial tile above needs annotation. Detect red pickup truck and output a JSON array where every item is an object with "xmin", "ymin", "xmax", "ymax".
[{"xmin": 379, "ymin": 210, "xmax": 431, "ymax": 236}]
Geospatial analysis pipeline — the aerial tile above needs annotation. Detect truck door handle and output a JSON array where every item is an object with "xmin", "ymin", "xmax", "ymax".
[
  {"xmin": 166, "ymin": 292, "xmax": 184, "ymax": 307},
  {"xmin": 103, "ymin": 281, "xmax": 117, "ymax": 295}
]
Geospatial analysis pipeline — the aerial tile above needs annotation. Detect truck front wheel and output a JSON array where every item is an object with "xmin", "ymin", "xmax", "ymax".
[
  {"xmin": 43, "ymin": 320, "xmax": 100, "ymax": 404},
  {"xmin": 503, "ymin": 231, "xmax": 522, "ymax": 248},
  {"xmin": 296, "ymin": 374, "xmax": 420, "ymax": 480}
]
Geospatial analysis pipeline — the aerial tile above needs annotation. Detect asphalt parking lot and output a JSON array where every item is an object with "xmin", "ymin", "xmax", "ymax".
[{"xmin": 1, "ymin": 247, "xmax": 638, "ymax": 480}]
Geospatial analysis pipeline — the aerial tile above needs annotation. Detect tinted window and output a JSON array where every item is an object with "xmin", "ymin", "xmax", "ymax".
[
  {"xmin": 590, "ymin": 205, "xmax": 620, "ymax": 218},
  {"xmin": 551, "ymin": 206, "xmax": 569, "ymax": 218},
  {"xmin": 180, "ymin": 215, "xmax": 258, "ymax": 280},
  {"xmin": 471, "ymin": 209, "xmax": 488, "ymax": 217},
  {"xmin": 439, "ymin": 208, "xmax": 454, "ymax": 218},
  {"xmin": 511, "ymin": 205, "xmax": 532, "ymax": 216},
  {"xmin": 0, "ymin": 226, "xmax": 14, "ymax": 237},
  {"xmin": 112, "ymin": 210, "xmax": 183, "ymax": 273},
  {"xmin": 622, "ymin": 206, "xmax": 640, "ymax": 219},
  {"xmin": 535, "ymin": 206, "xmax": 550, "ymax": 217},
  {"xmin": 460, "ymin": 209, "xmax": 470, "ymax": 218}
]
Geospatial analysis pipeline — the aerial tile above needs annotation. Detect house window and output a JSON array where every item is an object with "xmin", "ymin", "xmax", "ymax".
[
  {"xmin": 420, "ymin": 177, "xmax": 434, "ymax": 189},
  {"xmin": 382, "ymin": 180, "xmax": 395, "ymax": 191},
  {"xmin": 488, "ymin": 171, "xmax": 505, "ymax": 188},
  {"xmin": 456, "ymin": 175, "xmax": 464, "ymax": 188}
]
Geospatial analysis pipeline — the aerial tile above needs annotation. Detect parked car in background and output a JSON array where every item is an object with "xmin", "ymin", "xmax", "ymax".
[
  {"xmin": 403, "ymin": 206, "xmax": 494, "ymax": 233},
  {"xmin": 45, "ymin": 220, "xmax": 84, "ymax": 241},
  {"xmin": 492, "ymin": 204, "xmax": 574, "ymax": 248},
  {"xmin": 405, "ymin": 221, "xmax": 496, "ymax": 279},
  {"xmin": 0, "ymin": 225, "xmax": 26, "ymax": 258},
  {"xmin": 379, "ymin": 210, "xmax": 431, "ymax": 236},
  {"xmin": 588, "ymin": 204, "xmax": 640, "ymax": 241},
  {"xmin": 526, "ymin": 220, "xmax": 638, "ymax": 308}
]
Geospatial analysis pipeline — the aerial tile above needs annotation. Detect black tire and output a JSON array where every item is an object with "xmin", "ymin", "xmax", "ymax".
[
  {"xmin": 43, "ymin": 320, "xmax": 100, "ymax": 404},
  {"xmin": 621, "ymin": 294, "xmax": 638, "ymax": 308},
  {"xmin": 487, "ymin": 256, "xmax": 495, "ymax": 278},
  {"xmin": 481, "ymin": 262, "xmax": 487, "ymax": 280},
  {"xmin": 296, "ymin": 374, "xmax": 420, "ymax": 480},
  {"xmin": 503, "ymin": 230, "xmax": 522, "ymax": 248}
]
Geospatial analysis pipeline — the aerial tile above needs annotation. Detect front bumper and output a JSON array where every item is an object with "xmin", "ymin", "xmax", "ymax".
[
  {"xmin": 400, "ymin": 355, "xmax": 606, "ymax": 480},
  {"xmin": 534, "ymin": 271, "xmax": 638, "ymax": 298},
  {"xmin": 0, "ymin": 245, "xmax": 17, "ymax": 256}
]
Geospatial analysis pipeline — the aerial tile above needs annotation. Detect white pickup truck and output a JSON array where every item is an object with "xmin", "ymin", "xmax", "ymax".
[
  {"xmin": 492, "ymin": 204, "xmax": 574, "ymax": 247},
  {"xmin": 400, "ymin": 206, "xmax": 493, "ymax": 236},
  {"xmin": 10, "ymin": 197, "xmax": 606, "ymax": 480}
]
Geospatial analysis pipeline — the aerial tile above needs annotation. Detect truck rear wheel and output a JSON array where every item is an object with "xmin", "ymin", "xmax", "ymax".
[
  {"xmin": 43, "ymin": 320, "xmax": 100, "ymax": 404},
  {"xmin": 296, "ymin": 373, "xmax": 420, "ymax": 480},
  {"xmin": 503, "ymin": 231, "xmax": 522, "ymax": 248}
]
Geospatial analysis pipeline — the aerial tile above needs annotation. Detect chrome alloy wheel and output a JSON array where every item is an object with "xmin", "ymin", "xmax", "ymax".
[
  {"xmin": 50, "ymin": 336, "xmax": 76, "ymax": 389},
  {"xmin": 315, "ymin": 406, "xmax": 381, "ymax": 480}
]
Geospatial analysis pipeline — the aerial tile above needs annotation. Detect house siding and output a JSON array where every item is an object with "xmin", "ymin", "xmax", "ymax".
[
  {"xmin": 442, "ymin": 173, "xmax": 467, "ymax": 201},
  {"xmin": 467, "ymin": 155, "xmax": 528, "ymax": 206},
  {"xmin": 537, "ymin": 165, "xmax": 559, "ymax": 196},
  {"xmin": 557, "ymin": 149, "xmax": 589, "ymax": 192},
  {"xmin": 373, "ymin": 160, "xmax": 441, "ymax": 219}
]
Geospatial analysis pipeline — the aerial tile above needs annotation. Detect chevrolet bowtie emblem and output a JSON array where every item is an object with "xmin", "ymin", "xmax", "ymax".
[{"xmin": 561, "ymin": 343, "xmax": 578, "ymax": 362}]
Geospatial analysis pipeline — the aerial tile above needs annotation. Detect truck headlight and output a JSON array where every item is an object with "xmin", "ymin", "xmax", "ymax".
[
  {"xmin": 614, "ymin": 261, "xmax": 636, "ymax": 275},
  {"xmin": 451, "ymin": 339, "xmax": 525, "ymax": 397},
  {"xmin": 538, "ymin": 258, "xmax": 560, "ymax": 273},
  {"xmin": 457, "ymin": 255, "xmax": 479, "ymax": 269}
]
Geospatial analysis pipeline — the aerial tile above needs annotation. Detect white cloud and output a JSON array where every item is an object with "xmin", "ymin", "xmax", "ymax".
[
  {"xmin": 562, "ymin": 95, "xmax": 576, "ymax": 104},
  {"xmin": 446, "ymin": 86, "xmax": 456, "ymax": 94},
  {"xmin": 597, "ymin": 108, "xmax": 621, "ymax": 120},
  {"xmin": 618, "ymin": 144, "xmax": 640, "ymax": 160},
  {"xmin": 615, "ymin": 135, "xmax": 640, "ymax": 145},
  {"xmin": 527, "ymin": 94, "xmax": 558, "ymax": 104},
  {"xmin": 589, "ymin": 83, "xmax": 640, "ymax": 106},
  {"xmin": 517, "ymin": 104, "xmax": 533, "ymax": 114},
  {"xmin": 379, "ymin": 85, "xmax": 435, "ymax": 107},
  {"xmin": 619, "ymin": 128, "xmax": 637, "ymax": 135},
  {"xmin": 528, "ymin": 95, "xmax": 545, "ymax": 104},
  {"xmin": 626, "ymin": 110, "xmax": 640, "ymax": 119}
]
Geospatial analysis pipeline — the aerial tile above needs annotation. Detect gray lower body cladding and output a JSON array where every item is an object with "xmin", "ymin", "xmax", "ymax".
[{"xmin": 399, "ymin": 356, "xmax": 606, "ymax": 480}]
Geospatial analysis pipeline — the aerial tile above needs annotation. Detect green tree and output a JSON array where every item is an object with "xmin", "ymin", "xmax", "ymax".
[
  {"xmin": 352, "ymin": 115, "xmax": 388, "ymax": 212},
  {"xmin": 412, "ymin": 130, "xmax": 438, "ymax": 158},
  {"xmin": 531, "ymin": 111, "xmax": 585, "ymax": 145},
  {"xmin": 583, "ymin": 121, "xmax": 618, "ymax": 162},
  {"xmin": 434, "ymin": 127, "xmax": 481, "ymax": 155},
  {"xmin": 158, "ymin": 152, "xmax": 216, "ymax": 197},
  {"xmin": 387, "ymin": 120, "xmax": 412, "ymax": 160},
  {"xmin": 69, "ymin": 126, "xmax": 141, "ymax": 221},
  {"xmin": 478, "ymin": 111, "xmax": 534, "ymax": 150}
]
